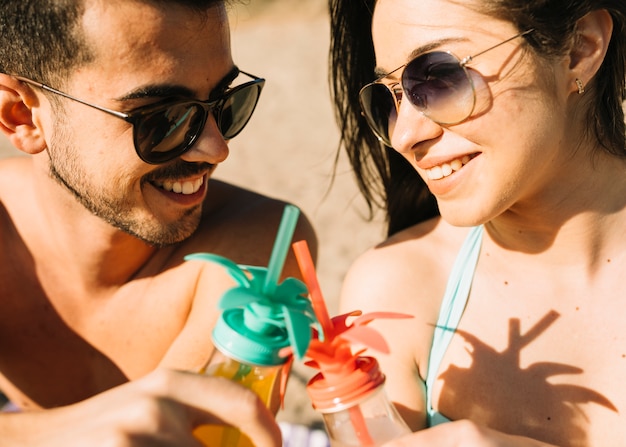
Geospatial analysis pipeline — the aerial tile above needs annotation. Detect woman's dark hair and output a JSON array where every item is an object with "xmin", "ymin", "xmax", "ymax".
[{"xmin": 329, "ymin": 0, "xmax": 626, "ymax": 236}]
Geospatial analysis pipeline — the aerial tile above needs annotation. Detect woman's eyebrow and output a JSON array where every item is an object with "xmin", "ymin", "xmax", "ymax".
[{"xmin": 373, "ymin": 37, "xmax": 467, "ymax": 79}]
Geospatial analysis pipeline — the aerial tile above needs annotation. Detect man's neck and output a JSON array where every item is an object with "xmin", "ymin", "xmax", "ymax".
[{"xmin": 29, "ymin": 165, "xmax": 160, "ymax": 290}]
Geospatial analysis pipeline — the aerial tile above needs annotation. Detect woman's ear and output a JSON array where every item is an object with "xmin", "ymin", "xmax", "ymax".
[
  {"xmin": 567, "ymin": 9, "xmax": 613, "ymax": 94},
  {"xmin": 0, "ymin": 73, "xmax": 47, "ymax": 155}
]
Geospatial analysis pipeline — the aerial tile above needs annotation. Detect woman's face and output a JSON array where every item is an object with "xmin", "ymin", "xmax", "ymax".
[{"xmin": 371, "ymin": 0, "xmax": 577, "ymax": 226}]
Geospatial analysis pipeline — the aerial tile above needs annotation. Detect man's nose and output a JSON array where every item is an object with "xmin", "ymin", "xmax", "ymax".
[{"xmin": 179, "ymin": 115, "xmax": 229, "ymax": 164}]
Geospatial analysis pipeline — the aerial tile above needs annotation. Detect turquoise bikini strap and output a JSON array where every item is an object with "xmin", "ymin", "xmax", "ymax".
[{"xmin": 426, "ymin": 225, "xmax": 483, "ymax": 426}]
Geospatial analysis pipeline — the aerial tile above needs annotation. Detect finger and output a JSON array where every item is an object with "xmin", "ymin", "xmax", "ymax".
[
  {"xmin": 382, "ymin": 420, "xmax": 500, "ymax": 447},
  {"xmin": 145, "ymin": 370, "xmax": 282, "ymax": 447},
  {"xmin": 123, "ymin": 432, "xmax": 205, "ymax": 447},
  {"xmin": 381, "ymin": 423, "xmax": 455, "ymax": 447}
]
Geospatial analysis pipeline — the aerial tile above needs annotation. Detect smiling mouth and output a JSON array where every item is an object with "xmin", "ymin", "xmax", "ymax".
[
  {"xmin": 425, "ymin": 155, "xmax": 473, "ymax": 180},
  {"xmin": 152, "ymin": 177, "xmax": 204, "ymax": 195}
]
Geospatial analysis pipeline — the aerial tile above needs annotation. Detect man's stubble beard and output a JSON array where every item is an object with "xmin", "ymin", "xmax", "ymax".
[{"xmin": 47, "ymin": 115, "xmax": 201, "ymax": 247}]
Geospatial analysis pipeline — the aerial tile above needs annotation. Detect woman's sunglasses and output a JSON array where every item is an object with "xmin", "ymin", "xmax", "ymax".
[
  {"xmin": 359, "ymin": 30, "xmax": 533, "ymax": 147},
  {"xmin": 11, "ymin": 69, "xmax": 265, "ymax": 164}
]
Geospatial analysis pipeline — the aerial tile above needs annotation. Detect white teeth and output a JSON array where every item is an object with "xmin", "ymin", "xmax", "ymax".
[
  {"xmin": 426, "ymin": 155, "xmax": 471, "ymax": 180},
  {"xmin": 429, "ymin": 165, "xmax": 444, "ymax": 180},
  {"xmin": 182, "ymin": 182, "xmax": 195, "ymax": 194},
  {"xmin": 157, "ymin": 177, "xmax": 204, "ymax": 195},
  {"xmin": 441, "ymin": 164, "xmax": 453, "ymax": 177}
]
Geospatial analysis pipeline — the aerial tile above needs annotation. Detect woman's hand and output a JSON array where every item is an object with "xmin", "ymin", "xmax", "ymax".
[{"xmin": 382, "ymin": 420, "xmax": 558, "ymax": 447}]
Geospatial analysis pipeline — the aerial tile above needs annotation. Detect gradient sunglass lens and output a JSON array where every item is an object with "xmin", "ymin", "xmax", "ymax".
[
  {"xmin": 402, "ymin": 52, "xmax": 475, "ymax": 125},
  {"xmin": 359, "ymin": 82, "xmax": 398, "ymax": 146},
  {"xmin": 359, "ymin": 51, "xmax": 475, "ymax": 147}
]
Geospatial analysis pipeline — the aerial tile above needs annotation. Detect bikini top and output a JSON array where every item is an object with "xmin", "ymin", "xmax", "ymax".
[{"xmin": 425, "ymin": 225, "xmax": 483, "ymax": 426}]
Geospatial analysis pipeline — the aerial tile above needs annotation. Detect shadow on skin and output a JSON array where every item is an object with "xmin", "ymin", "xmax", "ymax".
[
  {"xmin": 436, "ymin": 311, "xmax": 617, "ymax": 446},
  {"xmin": 0, "ymin": 203, "xmax": 128, "ymax": 409}
]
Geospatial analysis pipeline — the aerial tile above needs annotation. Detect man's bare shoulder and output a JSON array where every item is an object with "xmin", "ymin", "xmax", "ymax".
[
  {"xmin": 0, "ymin": 157, "xmax": 33, "ymax": 219},
  {"xmin": 0, "ymin": 156, "xmax": 31, "ymax": 189},
  {"xmin": 201, "ymin": 179, "xmax": 283, "ymax": 218},
  {"xmin": 177, "ymin": 179, "xmax": 316, "ymax": 268}
]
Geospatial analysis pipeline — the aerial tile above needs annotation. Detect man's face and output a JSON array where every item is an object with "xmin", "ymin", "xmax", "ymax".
[{"xmin": 46, "ymin": 0, "xmax": 234, "ymax": 246}]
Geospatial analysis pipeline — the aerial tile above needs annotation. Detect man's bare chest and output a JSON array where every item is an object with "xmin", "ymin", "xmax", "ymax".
[{"xmin": 0, "ymin": 269, "xmax": 200, "ymax": 409}]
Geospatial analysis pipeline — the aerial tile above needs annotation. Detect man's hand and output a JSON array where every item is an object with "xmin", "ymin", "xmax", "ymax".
[{"xmin": 1, "ymin": 369, "xmax": 282, "ymax": 447}]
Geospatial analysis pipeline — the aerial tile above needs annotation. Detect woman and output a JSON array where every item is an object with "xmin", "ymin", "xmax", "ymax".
[{"xmin": 329, "ymin": 0, "xmax": 626, "ymax": 445}]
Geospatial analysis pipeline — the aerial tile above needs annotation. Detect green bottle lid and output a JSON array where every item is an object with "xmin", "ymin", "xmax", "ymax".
[{"xmin": 185, "ymin": 206, "xmax": 320, "ymax": 366}]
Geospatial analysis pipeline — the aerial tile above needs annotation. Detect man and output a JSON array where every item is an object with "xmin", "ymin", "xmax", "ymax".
[{"xmin": 0, "ymin": 0, "xmax": 315, "ymax": 444}]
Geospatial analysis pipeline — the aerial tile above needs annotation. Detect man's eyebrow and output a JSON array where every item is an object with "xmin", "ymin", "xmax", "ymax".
[
  {"xmin": 373, "ymin": 37, "xmax": 467, "ymax": 79},
  {"xmin": 115, "ymin": 66, "xmax": 241, "ymax": 101},
  {"xmin": 213, "ymin": 65, "xmax": 240, "ymax": 93}
]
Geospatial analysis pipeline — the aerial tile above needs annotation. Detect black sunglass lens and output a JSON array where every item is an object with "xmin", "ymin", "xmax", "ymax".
[
  {"xmin": 217, "ymin": 82, "xmax": 263, "ymax": 139},
  {"xmin": 132, "ymin": 77, "xmax": 264, "ymax": 164},
  {"xmin": 135, "ymin": 104, "xmax": 205, "ymax": 164},
  {"xmin": 402, "ymin": 52, "xmax": 474, "ymax": 124},
  {"xmin": 359, "ymin": 83, "xmax": 396, "ymax": 145}
]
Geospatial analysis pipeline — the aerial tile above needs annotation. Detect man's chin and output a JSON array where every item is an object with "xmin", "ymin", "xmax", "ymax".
[{"xmin": 113, "ymin": 219, "xmax": 200, "ymax": 248}]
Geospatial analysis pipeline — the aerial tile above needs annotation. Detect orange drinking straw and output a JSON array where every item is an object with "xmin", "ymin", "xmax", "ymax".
[
  {"xmin": 292, "ymin": 239, "xmax": 374, "ymax": 444},
  {"xmin": 292, "ymin": 240, "xmax": 333, "ymax": 337}
]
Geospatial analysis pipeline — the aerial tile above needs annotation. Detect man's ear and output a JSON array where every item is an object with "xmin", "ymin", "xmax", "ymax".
[
  {"xmin": 0, "ymin": 73, "xmax": 48, "ymax": 155},
  {"xmin": 567, "ymin": 9, "xmax": 613, "ymax": 94}
]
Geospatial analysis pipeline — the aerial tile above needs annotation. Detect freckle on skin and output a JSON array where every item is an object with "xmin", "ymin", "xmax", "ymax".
[
  {"xmin": 504, "ymin": 281, "xmax": 508, "ymax": 285},
  {"xmin": 607, "ymin": 259, "xmax": 611, "ymax": 263}
]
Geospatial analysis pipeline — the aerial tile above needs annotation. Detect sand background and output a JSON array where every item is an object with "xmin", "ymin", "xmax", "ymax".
[{"xmin": 0, "ymin": 0, "xmax": 387, "ymax": 427}]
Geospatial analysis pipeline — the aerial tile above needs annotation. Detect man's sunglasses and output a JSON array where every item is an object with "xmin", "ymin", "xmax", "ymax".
[
  {"xmin": 10, "ymin": 69, "xmax": 265, "ymax": 164},
  {"xmin": 359, "ymin": 30, "xmax": 533, "ymax": 147}
]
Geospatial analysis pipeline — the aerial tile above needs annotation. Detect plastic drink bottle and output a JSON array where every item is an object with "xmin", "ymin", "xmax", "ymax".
[
  {"xmin": 291, "ymin": 240, "xmax": 413, "ymax": 446},
  {"xmin": 184, "ymin": 267, "xmax": 315, "ymax": 447},
  {"xmin": 307, "ymin": 356, "xmax": 411, "ymax": 446},
  {"xmin": 185, "ymin": 205, "xmax": 319, "ymax": 447},
  {"xmin": 192, "ymin": 304, "xmax": 294, "ymax": 447}
]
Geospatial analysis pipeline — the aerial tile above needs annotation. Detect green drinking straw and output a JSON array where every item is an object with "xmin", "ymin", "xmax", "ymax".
[{"xmin": 263, "ymin": 204, "xmax": 300, "ymax": 296}]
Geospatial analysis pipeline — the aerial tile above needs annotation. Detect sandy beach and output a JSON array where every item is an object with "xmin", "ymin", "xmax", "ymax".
[{"xmin": 0, "ymin": 0, "xmax": 387, "ymax": 427}]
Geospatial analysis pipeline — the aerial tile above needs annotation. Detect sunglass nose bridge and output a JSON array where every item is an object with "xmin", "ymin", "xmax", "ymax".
[{"xmin": 459, "ymin": 55, "xmax": 473, "ymax": 66}]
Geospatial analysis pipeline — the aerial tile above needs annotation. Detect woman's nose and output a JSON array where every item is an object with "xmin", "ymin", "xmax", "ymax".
[{"xmin": 389, "ymin": 98, "xmax": 443, "ymax": 154}]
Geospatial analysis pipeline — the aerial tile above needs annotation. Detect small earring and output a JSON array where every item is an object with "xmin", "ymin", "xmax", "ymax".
[{"xmin": 575, "ymin": 78, "xmax": 585, "ymax": 95}]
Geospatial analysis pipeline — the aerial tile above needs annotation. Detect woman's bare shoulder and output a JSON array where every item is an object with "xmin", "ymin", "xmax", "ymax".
[
  {"xmin": 338, "ymin": 219, "xmax": 475, "ymax": 414},
  {"xmin": 340, "ymin": 218, "xmax": 472, "ymax": 315}
]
